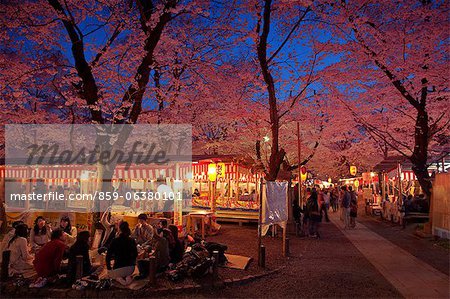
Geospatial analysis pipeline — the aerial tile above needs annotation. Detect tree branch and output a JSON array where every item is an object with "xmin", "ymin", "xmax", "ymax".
[
  {"xmin": 90, "ymin": 23, "xmax": 123, "ymax": 68},
  {"xmin": 48, "ymin": 0, "xmax": 103, "ymax": 123},
  {"xmin": 267, "ymin": 7, "xmax": 310, "ymax": 64}
]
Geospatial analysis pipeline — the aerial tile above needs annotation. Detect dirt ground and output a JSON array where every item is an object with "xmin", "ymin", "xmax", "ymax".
[{"xmin": 172, "ymin": 217, "xmax": 403, "ymax": 298}]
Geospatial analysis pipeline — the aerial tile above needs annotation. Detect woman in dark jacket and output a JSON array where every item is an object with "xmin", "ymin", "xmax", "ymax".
[
  {"xmin": 307, "ymin": 188, "xmax": 321, "ymax": 238},
  {"xmin": 67, "ymin": 231, "xmax": 97, "ymax": 283},
  {"xmin": 168, "ymin": 225, "xmax": 183, "ymax": 264},
  {"xmin": 106, "ymin": 221, "xmax": 137, "ymax": 286}
]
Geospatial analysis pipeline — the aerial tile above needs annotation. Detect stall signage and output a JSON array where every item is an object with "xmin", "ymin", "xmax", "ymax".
[
  {"xmin": 350, "ymin": 165, "xmax": 357, "ymax": 176},
  {"xmin": 217, "ymin": 163, "xmax": 226, "ymax": 178}
]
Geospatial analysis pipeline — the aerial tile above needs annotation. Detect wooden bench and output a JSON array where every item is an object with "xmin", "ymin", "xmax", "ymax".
[
  {"xmin": 401, "ymin": 212, "xmax": 429, "ymax": 228},
  {"xmin": 216, "ymin": 217, "xmax": 253, "ymax": 226}
]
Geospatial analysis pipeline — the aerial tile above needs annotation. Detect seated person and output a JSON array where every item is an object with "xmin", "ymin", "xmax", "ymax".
[
  {"xmin": 193, "ymin": 188, "xmax": 200, "ymax": 197},
  {"xmin": 98, "ymin": 210, "xmax": 121, "ymax": 254},
  {"xmin": 131, "ymin": 214, "xmax": 154, "ymax": 245},
  {"xmin": 106, "ymin": 222, "xmax": 138, "ymax": 286},
  {"xmin": 60, "ymin": 216, "xmax": 77, "ymax": 247},
  {"xmin": 162, "ymin": 228, "xmax": 175, "ymax": 257},
  {"xmin": 67, "ymin": 231, "xmax": 101, "ymax": 283},
  {"xmin": 32, "ymin": 229, "xmax": 67, "ymax": 287},
  {"xmin": 30, "ymin": 216, "xmax": 52, "ymax": 253},
  {"xmin": 6, "ymin": 223, "xmax": 33, "ymax": 276},
  {"xmin": 0, "ymin": 221, "xmax": 24, "ymax": 261},
  {"xmin": 168, "ymin": 225, "xmax": 183, "ymax": 264},
  {"xmin": 157, "ymin": 219, "xmax": 168, "ymax": 235},
  {"xmin": 136, "ymin": 232, "xmax": 170, "ymax": 279}
]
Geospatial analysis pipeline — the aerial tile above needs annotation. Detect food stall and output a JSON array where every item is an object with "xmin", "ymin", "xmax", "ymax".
[
  {"xmin": 191, "ymin": 161, "xmax": 259, "ymax": 211},
  {"xmin": 1, "ymin": 162, "xmax": 192, "ymax": 229}
]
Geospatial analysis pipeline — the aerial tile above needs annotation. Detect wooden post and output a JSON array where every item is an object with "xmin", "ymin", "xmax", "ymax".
[
  {"xmin": 257, "ymin": 178, "xmax": 264, "ymax": 267},
  {"xmin": 75, "ymin": 255, "xmax": 83, "ymax": 280},
  {"xmin": 212, "ymin": 250, "xmax": 219, "ymax": 286},
  {"xmin": 285, "ymin": 237, "xmax": 290, "ymax": 257},
  {"xmin": 283, "ymin": 176, "xmax": 289, "ymax": 257},
  {"xmin": 1, "ymin": 250, "xmax": 10, "ymax": 282},
  {"xmin": 397, "ymin": 162, "xmax": 403, "ymax": 205},
  {"xmin": 201, "ymin": 215, "xmax": 206, "ymax": 240},
  {"xmin": 259, "ymin": 245, "xmax": 265, "ymax": 268},
  {"xmin": 148, "ymin": 256, "xmax": 157, "ymax": 284},
  {"xmin": 297, "ymin": 122, "xmax": 302, "ymax": 207}
]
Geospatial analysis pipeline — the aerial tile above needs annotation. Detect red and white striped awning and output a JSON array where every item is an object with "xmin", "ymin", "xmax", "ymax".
[
  {"xmin": 37, "ymin": 166, "xmax": 92, "ymax": 179},
  {"xmin": 1, "ymin": 165, "xmax": 187, "ymax": 180},
  {"xmin": 113, "ymin": 166, "xmax": 175, "ymax": 180},
  {"xmin": 388, "ymin": 169, "xmax": 433, "ymax": 181},
  {"xmin": 2, "ymin": 166, "xmax": 91, "ymax": 179},
  {"xmin": 1, "ymin": 162, "xmax": 257, "ymax": 182},
  {"xmin": 4, "ymin": 167, "xmax": 29, "ymax": 178},
  {"xmin": 192, "ymin": 162, "xmax": 257, "ymax": 182}
]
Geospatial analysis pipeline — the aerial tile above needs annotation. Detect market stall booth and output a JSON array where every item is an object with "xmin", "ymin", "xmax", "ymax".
[
  {"xmin": 1, "ymin": 162, "xmax": 192, "ymax": 230},
  {"xmin": 373, "ymin": 156, "xmax": 441, "ymax": 224},
  {"xmin": 190, "ymin": 156, "xmax": 261, "ymax": 222}
]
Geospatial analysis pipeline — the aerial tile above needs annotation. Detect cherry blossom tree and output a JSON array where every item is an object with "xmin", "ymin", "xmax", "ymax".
[{"xmin": 320, "ymin": 0, "xmax": 449, "ymax": 196}]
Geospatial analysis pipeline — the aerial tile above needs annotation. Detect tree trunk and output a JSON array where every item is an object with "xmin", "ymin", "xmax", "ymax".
[
  {"xmin": 257, "ymin": 0, "xmax": 285, "ymax": 181},
  {"xmin": 410, "ymin": 107, "xmax": 432, "ymax": 198},
  {"xmin": 0, "ymin": 178, "xmax": 6, "ymax": 233}
]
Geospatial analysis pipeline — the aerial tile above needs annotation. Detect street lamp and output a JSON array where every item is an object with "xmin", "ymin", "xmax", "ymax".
[
  {"xmin": 208, "ymin": 163, "xmax": 217, "ymax": 182},
  {"xmin": 350, "ymin": 165, "xmax": 357, "ymax": 176},
  {"xmin": 208, "ymin": 163, "xmax": 217, "ymax": 212}
]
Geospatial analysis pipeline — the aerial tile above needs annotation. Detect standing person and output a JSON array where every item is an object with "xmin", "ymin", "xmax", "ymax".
[
  {"xmin": 302, "ymin": 188, "xmax": 312, "ymax": 237},
  {"xmin": 32, "ymin": 229, "xmax": 67, "ymax": 288},
  {"xmin": 322, "ymin": 189, "xmax": 330, "ymax": 222},
  {"xmin": 60, "ymin": 216, "xmax": 77, "ymax": 247},
  {"xmin": 307, "ymin": 188, "xmax": 322, "ymax": 238},
  {"xmin": 6, "ymin": 224, "xmax": 34, "ymax": 276},
  {"xmin": 349, "ymin": 186, "xmax": 358, "ymax": 228},
  {"xmin": 341, "ymin": 186, "xmax": 351, "ymax": 229},
  {"xmin": 132, "ymin": 214, "xmax": 154, "ymax": 245},
  {"xmin": 293, "ymin": 183, "xmax": 300, "ymax": 224},
  {"xmin": 330, "ymin": 188, "xmax": 337, "ymax": 212},
  {"xmin": 106, "ymin": 221, "xmax": 138, "ymax": 286},
  {"xmin": 30, "ymin": 216, "xmax": 52, "ymax": 253}
]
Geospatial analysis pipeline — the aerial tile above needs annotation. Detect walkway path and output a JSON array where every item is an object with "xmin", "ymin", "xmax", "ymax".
[
  {"xmin": 330, "ymin": 212, "xmax": 449, "ymax": 299},
  {"xmin": 188, "ymin": 221, "xmax": 402, "ymax": 298}
]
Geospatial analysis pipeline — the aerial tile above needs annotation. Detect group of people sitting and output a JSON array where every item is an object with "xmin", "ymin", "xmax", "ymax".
[
  {"xmin": 0, "ymin": 212, "xmax": 184, "ymax": 288},
  {"xmin": 0, "ymin": 215, "xmax": 79, "ymax": 287}
]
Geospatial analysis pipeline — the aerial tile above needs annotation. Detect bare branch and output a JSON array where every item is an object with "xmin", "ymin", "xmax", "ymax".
[{"xmin": 267, "ymin": 7, "xmax": 310, "ymax": 64}]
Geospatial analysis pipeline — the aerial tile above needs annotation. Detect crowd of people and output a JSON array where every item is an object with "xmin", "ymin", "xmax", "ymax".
[
  {"xmin": 293, "ymin": 184, "xmax": 359, "ymax": 238},
  {"xmin": 0, "ymin": 212, "xmax": 185, "ymax": 288}
]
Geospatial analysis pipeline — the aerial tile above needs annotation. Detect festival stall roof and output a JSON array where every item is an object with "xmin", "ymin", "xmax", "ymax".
[
  {"xmin": 373, "ymin": 156, "xmax": 409, "ymax": 173},
  {"xmin": 192, "ymin": 155, "xmax": 255, "ymax": 166},
  {"xmin": 373, "ymin": 154, "xmax": 450, "ymax": 173}
]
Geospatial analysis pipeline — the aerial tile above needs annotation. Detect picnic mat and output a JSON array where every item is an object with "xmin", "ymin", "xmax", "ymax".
[
  {"xmin": 223, "ymin": 254, "xmax": 252, "ymax": 270},
  {"xmin": 113, "ymin": 278, "xmax": 149, "ymax": 290},
  {"xmin": 103, "ymin": 266, "xmax": 149, "ymax": 290},
  {"xmin": 22, "ymin": 269, "xmax": 37, "ymax": 279}
]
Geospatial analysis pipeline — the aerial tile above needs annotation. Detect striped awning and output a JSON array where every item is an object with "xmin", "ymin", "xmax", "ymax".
[
  {"xmin": 3, "ymin": 166, "xmax": 91, "ymax": 179},
  {"xmin": 388, "ymin": 169, "xmax": 432, "ymax": 181},
  {"xmin": 192, "ymin": 162, "xmax": 257, "ymax": 182},
  {"xmin": 112, "ymin": 166, "xmax": 175, "ymax": 180},
  {"xmin": 4, "ymin": 167, "xmax": 29, "ymax": 178}
]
